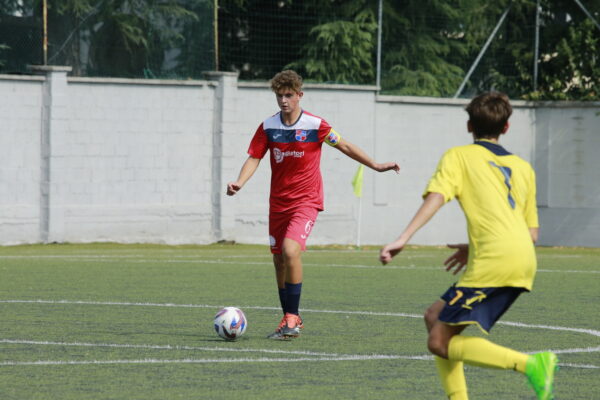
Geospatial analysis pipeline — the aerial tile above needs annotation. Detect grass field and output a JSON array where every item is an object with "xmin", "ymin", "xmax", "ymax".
[{"xmin": 0, "ymin": 243, "xmax": 598, "ymax": 399}]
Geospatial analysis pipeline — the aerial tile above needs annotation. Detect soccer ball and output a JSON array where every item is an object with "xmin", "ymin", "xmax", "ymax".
[{"xmin": 213, "ymin": 307, "xmax": 247, "ymax": 340}]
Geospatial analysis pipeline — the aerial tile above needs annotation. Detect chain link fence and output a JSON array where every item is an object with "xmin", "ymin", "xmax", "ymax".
[{"xmin": 1, "ymin": 0, "xmax": 598, "ymax": 99}]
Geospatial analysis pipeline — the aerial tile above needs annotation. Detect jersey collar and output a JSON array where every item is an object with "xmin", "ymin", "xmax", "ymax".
[
  {"xmin": 474, "ymin": 139, "xmax": 512, "ymax": 156},
  {"xmin": 279, "ymin": 109, "xmax": 304, "ymax": 127}
]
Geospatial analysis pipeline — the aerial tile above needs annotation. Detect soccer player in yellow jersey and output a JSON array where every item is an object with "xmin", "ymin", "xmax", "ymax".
[{"xmin": 380, "ymin": 92, "xmax": 557, "ymax": 400}]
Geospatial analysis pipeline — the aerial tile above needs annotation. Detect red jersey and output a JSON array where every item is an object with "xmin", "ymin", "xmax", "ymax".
[{"xmin": 247, "ymin": 110, "xmax": 340, "ymax": 213}]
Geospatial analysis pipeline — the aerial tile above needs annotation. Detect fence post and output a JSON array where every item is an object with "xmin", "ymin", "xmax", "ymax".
[
  {"xmin": 203, "ymin": 71, "xmax": 239, "ymax": 243},
  {"xmin": 27, "ymin": 65, "xmax": 72, "ymax": 243},
  {"xmin": 533, "ymin": 0, "xmax": 541, "ymax": 92}
]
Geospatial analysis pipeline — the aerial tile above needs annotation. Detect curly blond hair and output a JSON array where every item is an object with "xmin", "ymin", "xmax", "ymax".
[{"xmin": 270, "ymin": 70, "xmax": 303, "ymax": 93}]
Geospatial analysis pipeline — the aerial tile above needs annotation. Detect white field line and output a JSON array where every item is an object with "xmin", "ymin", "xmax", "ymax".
[
  {"xmin": 2, "ymin": 255, "xmax": 597, "ymax": 274},
  {"xmin": 0, "ymin": 354, "xmax": 432, "ymax": 367},
  {"xmin": 1, "ymin": 339, "xmax": 597, "ymax": 369},
  {"xmin": 547, "ymin": 345, "xmax": 600, "ymax": 355},
  {"xmin": 0, "ymin": 339, "xmax": 342, "ymax": 357},
  {"xmin": 497, "ymin": 321, "xmax": 600, "ymax": 337},
  {"xmin": 1, "ymin": 359, "xmax": 598, "ymax": 368},
  {"xmin": 2, "ymin": 299, "xmax": 600, "ymax": 339},
  {"xmin": 556, "ymin": 363, "xmax": 599, "ymax": 369},
  {"xmin": 0, "ymin": 252, "xmax": 585, "ymax": 258},
  {"xmin": 3, "ymin": 339, "xmax": 599, "ymax": 359}
]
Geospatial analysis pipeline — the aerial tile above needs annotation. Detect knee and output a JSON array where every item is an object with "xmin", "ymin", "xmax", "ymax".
[
  {"xmin": 282, "ymin": 244, "xmax": 301, "ymax": 262},
  {"xmin": 423, "ymin": 305, "xmax": 438, "ymax": 330},
  {"xmin": 427, "ymin": 333, "xmax": 448, "ymax": 358}
]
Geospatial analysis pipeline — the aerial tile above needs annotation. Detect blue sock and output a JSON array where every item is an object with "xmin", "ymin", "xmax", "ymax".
[
  {"xmin": 278, "ymin": 287, "xmax": 287, "ymax": 314},
  {"xmin": 284, "ymin": 282, "xmax": 302, "ymax": 315}
]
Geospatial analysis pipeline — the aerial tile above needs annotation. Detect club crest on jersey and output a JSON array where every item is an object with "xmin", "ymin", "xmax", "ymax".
[{"xmin": 295, "ymin": 130, "xmax": 308, "ymax": 142}]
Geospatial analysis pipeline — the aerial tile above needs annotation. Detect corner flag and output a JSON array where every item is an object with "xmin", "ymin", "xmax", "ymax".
[{"xmin": 352, "ymin": 164, "xmax": 364, "ymax": 197}]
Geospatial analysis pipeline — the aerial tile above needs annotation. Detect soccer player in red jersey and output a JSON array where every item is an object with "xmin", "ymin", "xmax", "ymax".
[{"xmin": 227, "ymin": 70, "xmax": 400, "ymax": 339}]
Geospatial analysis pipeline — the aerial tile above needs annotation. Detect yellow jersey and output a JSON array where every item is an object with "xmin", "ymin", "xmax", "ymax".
[{"xmin": 425, "ymin": 140, "xmax": 538, "ymax": 290}]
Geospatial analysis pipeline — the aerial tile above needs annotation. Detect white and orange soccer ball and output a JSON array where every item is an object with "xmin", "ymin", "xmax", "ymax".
[{"xmin": 213, "ymin": 307, "xmax": 247, "ymax": 340}]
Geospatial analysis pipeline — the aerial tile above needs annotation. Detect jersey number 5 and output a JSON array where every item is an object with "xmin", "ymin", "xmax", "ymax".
[{"xmin": 489, "ymin": 161, "xmax": 516, "ymax": 209}]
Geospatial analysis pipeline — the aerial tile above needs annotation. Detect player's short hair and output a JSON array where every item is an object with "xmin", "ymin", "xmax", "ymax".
[
  {"xmin": 270, "ymin": 70, "xmax": 303, "ymax": 93},
  {"xmin": 465, "ymin": 92, "xmax": 513, "ymax": 139}
]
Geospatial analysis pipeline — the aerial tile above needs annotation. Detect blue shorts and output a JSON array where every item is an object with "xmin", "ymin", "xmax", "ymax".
[{"xmin": 438, "ymin": 285, "xmax": 526, "ymax": 334}]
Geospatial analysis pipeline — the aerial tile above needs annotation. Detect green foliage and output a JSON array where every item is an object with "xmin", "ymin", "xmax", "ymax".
[
  {"xmin": 217, "ymin": 0, "xmax": 317, "ymax": 80},
  {"xmin": 528, "ymin": 19, "xmax": 600, "ymax": 100},
  {"xmin": 0, "ymin": 43, "xmax": 8, "ymax": 67},
  {"xmin": 381, "ymin": 0, "xmax": 475, "ymax": 96},
  {"xmin": 52, "ymin": 0, "xmax": 199, "ymax": 77},
  {"xmin": 1, "ymin": 0, "xmax": 599, "ymax": 98},
  {"xmin": 286, "ymin": 5, "xmax": 377, "ymax": 84},
  {"xmin": 175, "ymin": 0, "xmax": 214, "ymax": 77}
]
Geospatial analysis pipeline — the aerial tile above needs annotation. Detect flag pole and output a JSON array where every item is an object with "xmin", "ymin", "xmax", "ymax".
[
  {"xmin": 351, "ymin": 164, "xmax": 364, "ymax": 249},
  {"xmin": 356, "ymin": 195, "xmax": 362, "ymax": 248},
  {"xmin": 42, "ymin": 0, "xmax": 48, "ymax": 65}
]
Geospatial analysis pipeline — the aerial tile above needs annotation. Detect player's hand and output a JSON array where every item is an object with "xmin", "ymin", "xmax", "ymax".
[
  {"xmin": 379, "ymin": 240, "xmax": 405, "ymax": 265},
  {"xmin": 374, "ymin": 162, "xmax": 400, "ymax": 174},
  {"xmin": 226, "ymin": 182, "xmax": 242, "ymax": 196},
  {"xmin": 444, "ymin": 243, "xmax": 468, "ymax": 275}
]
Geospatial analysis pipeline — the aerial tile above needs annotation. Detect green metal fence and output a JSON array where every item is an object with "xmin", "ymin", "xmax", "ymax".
[{"xmin": 1, "ymin": 0, "xmax": 598, "ymax": 100}]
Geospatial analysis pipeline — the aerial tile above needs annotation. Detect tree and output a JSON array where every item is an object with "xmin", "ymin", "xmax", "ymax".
[
  {"xmin": 217, "ymin": 0, "xmax": 317, "ymax": 80},
  {"xmin": 0, "ymin": 0, "xmax": 41, "ymax": 72},
  {"xmin": 286, "ymin": 0, "xmax": 377, "ymax": 84},
  {"xmin": 381, "ymin": 0, "xmax": 478, "ymax": 96},
  {"xmin": 50, "ymin": 0, "xmax": 199, "ymax": 78},
  {"xmin": 534, "ymin": 18, "xmax": 599, "ymax": 100},
  {"xmin": 175, "ymin": 0, "xmax": 214, "ymax": 78},
  {"xmin": 456, "ymin": 0, "xmax": 600, "ymax": 100}
]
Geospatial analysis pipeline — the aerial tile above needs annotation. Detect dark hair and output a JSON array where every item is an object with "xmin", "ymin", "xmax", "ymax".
[
  {"xmin": 465, "ymin": 92, "xmax": 513, "ymax": 138},
  {"xmin": 270, "ymin": 70, "xmax": 303, "ymax": 93}
]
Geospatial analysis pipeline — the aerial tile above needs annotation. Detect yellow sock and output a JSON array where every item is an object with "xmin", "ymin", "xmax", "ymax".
[
  {"xmin": 435, "ymin": 356, "xmax": 469, "ymax": 400},
  {"xmin": 448, "ymin": 335, "xmax": 529, "ymax": 373}
]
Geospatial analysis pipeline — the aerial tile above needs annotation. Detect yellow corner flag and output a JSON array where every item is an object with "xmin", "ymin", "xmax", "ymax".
[{"xmin": 352, "ymin": 164, "xmax": 364, "ymax": 197}]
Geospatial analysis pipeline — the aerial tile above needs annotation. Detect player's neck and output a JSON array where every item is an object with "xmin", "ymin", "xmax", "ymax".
[
  {"xmin": 475, "ymin": 137, "xmax": 499, "ymax": 144},
  {"xmin": 280, "ymin": 109, "xmax": 302, "ymax": 126}
]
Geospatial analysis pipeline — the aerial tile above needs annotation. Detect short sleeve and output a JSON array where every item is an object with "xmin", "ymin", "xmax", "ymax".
[
  {"xmin": 523, "ymin": 167, "xmax": 539, "ymax": 228},
  {"xmin": 247, "ymin": 123, "xmax": 268, "ymax": 159},
  {"xmin": 317, "ymin": 119, "xmax": 332, "ymax": 140},
  {"xmin": 423, "ymin": 149, "xmax": 463, "ymax": 203}
]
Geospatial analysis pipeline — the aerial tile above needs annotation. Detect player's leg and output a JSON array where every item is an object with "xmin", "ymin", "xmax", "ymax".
[
  {"xmin": 272, "ymin": 253, "xmax": 286, "ymax": 313},
  {"xmin": 269, "ymin": 211, "xmax": 288, "ymax": 316},
  {"xmin": 267, "ymin": 239, "xmax": 304, "ymax": 339},
  {"xmin": 267, "ymin": 208, "xmax": 315, "ymax": 339},
  {"xmin": 281, "ymin": 237, "xmax": 303, "ymax": 315},
  {"xmin": 447, "ymin": 335, "xmax": 557, "ymax": 399},
  {"xmin": 267, "ymin": 212, "xmax": 294, "ymax": 339},
  {"xmin": 425, "ymin": 300, "xmax": 469, "ymax": 400},
  {"xmin": 277, "ymin": 208, "xmax": 318, "ymax": 337},
  {"xmin": 434, "ymin": 286, "xmax": 558, "ymax": 399}
]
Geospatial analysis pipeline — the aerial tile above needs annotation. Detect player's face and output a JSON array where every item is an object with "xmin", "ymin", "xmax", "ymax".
[{"xmin": 275, "ymin": 89, "xmax": 303, "ymax": 116}]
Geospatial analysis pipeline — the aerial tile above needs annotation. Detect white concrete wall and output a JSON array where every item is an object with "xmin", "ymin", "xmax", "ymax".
[
  {"xmin": 534, "ymin": 104, "xmax": 600, "ymax": 247},
  {"xmin": 0, "ymin": 75, "xmax": 44, "ymax": 244},
  {"xmin": 55, "ymin": 79, "xmax": 216, "ymax": 243},
  {"xmin": 228, "ymin": 92, "xmax": 539, "ymax": 247},
  {"xmin": 0, "ymin": 72, "xmax": 598, "ymax": 247}
]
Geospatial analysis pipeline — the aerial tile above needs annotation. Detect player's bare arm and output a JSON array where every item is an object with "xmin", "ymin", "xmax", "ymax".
[
  {"xmin": 379, "ymin": 192, "xmax": 445, "ymax": 264},
  {"xmin": 226, "ymin": 156, "xmax": 261, "ymax": 196},
  {"xmin": 529, "ymin": 227, "xmax": 539, "ymax": 243},
  {"xmin": 334, "ymin": 138, "xmax": 400, "ymax": 173}
]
